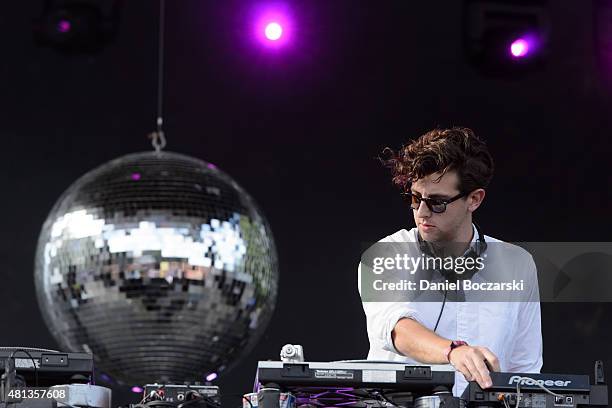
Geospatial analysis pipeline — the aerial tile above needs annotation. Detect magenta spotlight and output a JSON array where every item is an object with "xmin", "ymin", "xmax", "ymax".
[
  {"xmin": 510, "ymin": 38, "xmax": 529, "ymax": 58},
  {"xmin": 56, "ymin": 19, "xmax": 72, "ymax": 33},
  {"xmin": 131, "ymin": 386, "xmax": 143, "ymax": 394},
  {"xmin": 265, "ymin": 22, "xmax": 283, "ymax": 41},
  {"xmin": 253, "ymin": 4, "xmax": 293, "ymax": 48},
  {"xmin": 206, "ymin": 372, "xmax": 218, "ymax": 382}
]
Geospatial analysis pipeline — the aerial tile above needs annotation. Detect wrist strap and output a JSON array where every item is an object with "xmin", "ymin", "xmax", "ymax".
[{"xmin": 444, "ymin": 340, "xmax": 468, "ymax": 363}]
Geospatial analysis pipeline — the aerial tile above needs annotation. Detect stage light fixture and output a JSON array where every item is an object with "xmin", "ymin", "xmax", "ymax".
[
  {"xmin": 253, "ymin": 4, "xmax": 293, "ymax": 49},
  {"xmin": 510, "ymin": 38, "xmax": 529, "ymax": 58},
  {"xmin": 33, "ymin": 0, "xmax": 123, "ymax": 54},
  {"xmin": 265, "ymin": 22, "xmax": 283, "ymax": 41},
  {"xmin": 464, "ymin": 0, "xmax": 550, "ymax": 76}
]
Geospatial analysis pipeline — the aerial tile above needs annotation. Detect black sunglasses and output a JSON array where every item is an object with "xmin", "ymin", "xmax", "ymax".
[{"xmin": 402, "ymin": 192, "xmax": 466, "ymax": 213}]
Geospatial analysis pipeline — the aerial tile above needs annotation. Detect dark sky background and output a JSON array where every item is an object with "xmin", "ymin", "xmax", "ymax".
[{"xmin": 1, "ymin": 0, "xmax": 612, "ymax": 407}]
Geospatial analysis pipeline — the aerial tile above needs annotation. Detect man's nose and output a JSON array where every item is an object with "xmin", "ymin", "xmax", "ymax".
[{"xmin": 415, "ymin": 200, "xmax": 432, "ymax": 217}]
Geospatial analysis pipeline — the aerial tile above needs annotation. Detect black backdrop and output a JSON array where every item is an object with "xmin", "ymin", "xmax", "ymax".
[{"xmin": 1, "ymin": 1, "xmax": 611, "ymax": 406}]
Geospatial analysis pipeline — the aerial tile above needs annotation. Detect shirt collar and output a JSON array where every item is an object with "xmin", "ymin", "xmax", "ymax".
[{"xmin": 462, "ymin": 223, "xmax": 478, "ymax": 256}]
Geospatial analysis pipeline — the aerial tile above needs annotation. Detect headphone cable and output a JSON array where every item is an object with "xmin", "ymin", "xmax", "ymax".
[{"xmin": 433, "ymin": 288, "xmax": 448, "ymax": 333}]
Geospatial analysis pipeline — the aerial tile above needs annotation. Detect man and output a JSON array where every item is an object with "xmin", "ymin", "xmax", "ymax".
[{"xmin": 359, "ymin": 127, "xmax": 542, "ymax": 397}]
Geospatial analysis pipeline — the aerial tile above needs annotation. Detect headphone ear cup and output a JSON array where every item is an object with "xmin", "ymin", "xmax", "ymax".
[
  {"xmin": 479, "ymin": 241, "xmax": 488, "ymax": 256},
  {"xmin": 473, "ymin": 239, "xmax": 487, "ymax": 259},
  {"xmin": 417, "ymin": 226, "xmax": 487, "ymax": 280},
  {"xmin": 473, "ymin": 223, "xmax": 487, "ymax": 257},
  {"xmin": 462, "ymin": 239, "xmax": 487, "ymax": 280}
]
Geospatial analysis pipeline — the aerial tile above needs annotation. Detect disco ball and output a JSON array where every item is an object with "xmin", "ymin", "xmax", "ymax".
[{"xmin": 34, "ymin": 151, "xmax": 278, "ymax": 385}]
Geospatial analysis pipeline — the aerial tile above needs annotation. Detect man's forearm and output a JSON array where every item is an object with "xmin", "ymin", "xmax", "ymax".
[{"xmin": 391, "ymin": 317, "xmax": 451, "ymax": 364}]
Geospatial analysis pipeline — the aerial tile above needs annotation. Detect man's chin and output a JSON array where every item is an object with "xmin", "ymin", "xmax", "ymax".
[{"xmin": 418, "ymin": 227, "xmax": 439, "ymax": 241}]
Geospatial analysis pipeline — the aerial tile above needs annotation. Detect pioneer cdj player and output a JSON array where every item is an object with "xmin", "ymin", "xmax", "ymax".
[
  {"xmin": 461, "ymin": 361, "xmax": 608, "ymax": 407},
  {"xmin": 253, "ymin": 345, "xmax": 461, "ymax": 408},
  {"xmin": 250, "ymin": 345, "xmax": 609, "ymax": 408}
]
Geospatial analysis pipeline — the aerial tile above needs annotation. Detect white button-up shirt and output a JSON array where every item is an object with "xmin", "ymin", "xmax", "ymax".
[{"xmin": 358, "ymin": 225, "xmax": 543, "ymax": 397}]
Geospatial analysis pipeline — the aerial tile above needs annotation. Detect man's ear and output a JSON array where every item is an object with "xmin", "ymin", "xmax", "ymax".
[{"xmin": 468, "ymin": 188, "xmax": 486, "ymax": 212}]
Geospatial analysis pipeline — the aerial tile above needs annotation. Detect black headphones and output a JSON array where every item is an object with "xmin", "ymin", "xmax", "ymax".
[{"xmin": 416, "ymin": 223, "xmax": 487, "ymax": 282}]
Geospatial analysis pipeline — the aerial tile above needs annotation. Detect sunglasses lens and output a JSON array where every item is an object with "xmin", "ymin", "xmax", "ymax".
[
  {"xmin": 430, "ymin": 201, "xmax": 446, "ymax": 213},
  {"xmin": 409, "ymin": 194, "xmax": 420, "ymax": 210},
  {"xmin": 407, "ymin": 194, "xmax": 448, "ymax": 213}
]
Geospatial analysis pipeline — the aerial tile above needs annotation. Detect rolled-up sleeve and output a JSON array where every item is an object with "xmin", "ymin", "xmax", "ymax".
[
  {"xmin": 507, "ymin": 254, "xmax": 543, "ymax": 372},
  {"xmin": 359, "ymin": 262, "xmax": 421, "ymax": 356}
]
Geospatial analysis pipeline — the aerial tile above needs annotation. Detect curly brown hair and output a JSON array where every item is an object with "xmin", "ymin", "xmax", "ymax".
[{"xmin": 382, "ymin": 127, "xmax": 494, "ymax": 194}]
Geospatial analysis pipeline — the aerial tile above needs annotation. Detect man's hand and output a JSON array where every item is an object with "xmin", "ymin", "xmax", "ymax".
[
  {"xmin": 448, "ymin": 345, "xmax": 500, "ymax": 389},
  {"xmin": 390, "ymin": 318, "xmax": 501, "ymax": 390}
]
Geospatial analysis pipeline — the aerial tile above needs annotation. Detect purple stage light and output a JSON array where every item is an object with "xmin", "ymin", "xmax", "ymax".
[
  {"xmin": 508, "ymin": 33, "xmax": 542, "ymax": 61},
  {"xmin": 56, "ymin": 20, "xmax": 72, "ymax": 33},
  {"xmin": 206, "ymin": 372, "xmax": 218, "ymax": 382},
  {"xmin": 265, "ymin": 22, "xmax": 283, "ymax": 41},
  {"xmin": 253, "ymin": 4, "xmax": 292, "ymax": 48},
  {"xmin": 131, "ymin": 386, "xmax": 143, "ymax": 394},
  {"xmin": 131, "ymin": 172, "xmax": 141, "ymax": 181},
  {"xmin": 510, "ymin": 38, "xmax": 529, "ymax": 58}
]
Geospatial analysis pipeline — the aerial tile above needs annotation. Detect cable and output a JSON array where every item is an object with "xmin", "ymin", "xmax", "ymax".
[
  {"xmin": 177, "ymin": 394, "xmax": 220, "ymax": 408},
  {"xmin": 241, "ymin": 395, "xmax": 254, "ymax": 408},
  {"xmin": 223, "ymin": 392, "xmax": 257, "ymax": 408},
  {"xmin": 141, "ymin": 401, "xmax": 175, "ymax": 408},
  {"xmin": 148, "ymin": 0, "xmax": 167, "ymax": 152},
  {"xmin": 367, "ymin": 390, "xmax": 402, "ymax": 408},
  {"xmin": 57, "ymin": 403, "xmax": 78, "ymax": 408},
  {"xmin": 136, "ymin": 388, "xmax": 220, "ymax": 408},
  {"xmin": 156, "ymin": 0, "xmax": 165, "ymax": 136},
  {"xmin": 7, "ymin": 349, "xmax": 38, "ymax": 387},
  {"xmin": 1, "ymin": 350, "xmax": 40, "ymax": 406},
  {"xmin": 433, "ymin": 289, "xmax": 448, "ymax": 333},
  {"xmin": 514, "ymin": 376, "xmax": 565, "ymax": 408},
  {"xmin": 178, "ymin": 391, "xmax": 211, "ymax": 408},
  {"xmin": 0, "ymin": 348, "xmax": 57, "ymax": 353}
]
